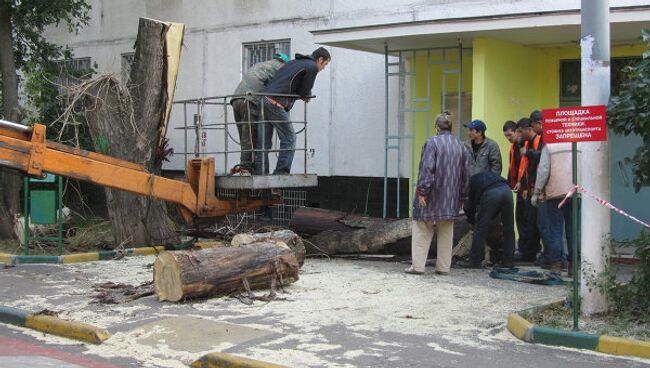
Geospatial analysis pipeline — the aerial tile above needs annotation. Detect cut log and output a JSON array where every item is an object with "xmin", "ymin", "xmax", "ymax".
[
  {"xmin": 231, "ymin": 230, "xmax": 305, "ymax": 267},
  {"xmin": 153, "ymin": 243, "xmax": 299, "ymax": 302}
]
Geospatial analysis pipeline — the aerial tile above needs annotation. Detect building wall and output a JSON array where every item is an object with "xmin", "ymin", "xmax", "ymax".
[
  {"xmin": 468, "ymin": 39, "xmax": 648, "ymax": 239},
  {"xmin": 472, "ymin": 37, "xmax": 546, "ymax": 176},
  {"xmin": 44, "ymin": 0, "xmax": 650, "ymax": 177},
  {"xmin": 43, "ymin": 1, "xmax": 650, "ymax": 225}
]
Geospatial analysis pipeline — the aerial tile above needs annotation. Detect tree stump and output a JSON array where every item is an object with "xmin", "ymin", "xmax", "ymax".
[
  {"xmin": 231, "ymin": 230, "xmax": 306, "ymax": 267},
  {"xmin": 153, "ymin": 243, "xmax": 300, "ymax": 302},
  {"xmin": 84, "ymin": 18, "xmax": 185, "ymax": 248}
]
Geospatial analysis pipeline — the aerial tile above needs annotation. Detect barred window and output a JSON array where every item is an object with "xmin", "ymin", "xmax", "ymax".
[
  {"xmin": 121, "ymin": 52, "xmax": 135, "ymax": 84},
  {"xmin": 54, "ymin": 57, "xmax": 92, "ymax": 94},
  {"xmin": 242, "ymin": 39, "xmax": 290, "ymax": 73}
]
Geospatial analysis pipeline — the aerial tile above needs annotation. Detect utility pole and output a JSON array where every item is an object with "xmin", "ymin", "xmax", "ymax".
[{"xmin": 580, "ymin": 0, "xmax": 610, "ymax": 315}]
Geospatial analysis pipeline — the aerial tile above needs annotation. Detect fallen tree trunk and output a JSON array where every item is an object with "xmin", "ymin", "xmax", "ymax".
[
  {"xmin": 308, "ymin": 218, "xmax": 411, "ymax": 255},
  {"xmin": 231, "ymin": 230, "xmax": 306, "ymax": 267},
  {"xmin": 289, "ymin": 207, "xmax": 386, "ymax": 235},
  {"xmin": 289, "ymin": 207, "xmax": 471, "ymax": 256},
  {"xmin": 153, "ymin": 243, "xmax": 299, "ymax": 302}
]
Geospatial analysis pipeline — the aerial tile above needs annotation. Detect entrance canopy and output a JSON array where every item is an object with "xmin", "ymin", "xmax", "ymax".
[{"xmin": 312, "ymin": 7, "xmax": 650, "ymax": 53}]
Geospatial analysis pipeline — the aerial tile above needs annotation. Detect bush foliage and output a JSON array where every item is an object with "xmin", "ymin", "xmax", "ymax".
[{"xmin": 607, "ymin": 30, "xmax": 650, "ymax": 192}]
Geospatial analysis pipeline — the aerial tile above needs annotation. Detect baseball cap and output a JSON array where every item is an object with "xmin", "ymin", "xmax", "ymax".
[
  {"xmin": 274, "ymin": 52, "xmax": 290, "ymax": 63},
  {"xmin": 464, "ymin": 119, "xmax": 487, "ymax": 132},
  {"xmin": 530, "ymin": 110, "xmax": 542, "ymax": 122}
]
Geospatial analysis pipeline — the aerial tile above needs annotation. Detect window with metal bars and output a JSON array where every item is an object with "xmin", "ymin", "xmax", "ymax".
[
  {"xmin": 121, "ymin": 52, "xmax": 135, "ymax": 84},
  {"xmin": 242, "ymin": 39, "xmax": 291, "ymax": 73},
  {"xmin": 53, "ymin": 57, "xmax": 92, "ymax": 94}
]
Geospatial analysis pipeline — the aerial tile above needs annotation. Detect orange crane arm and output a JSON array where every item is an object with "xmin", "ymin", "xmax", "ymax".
[{"xmin": 0, "ymin": 121, "xmax": 271, "ymax": 223}]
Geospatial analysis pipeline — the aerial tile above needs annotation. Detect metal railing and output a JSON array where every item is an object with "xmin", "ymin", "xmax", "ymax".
[{"xmin": 172, "ymin": 92, "xmax": 311, "ymax": 175}]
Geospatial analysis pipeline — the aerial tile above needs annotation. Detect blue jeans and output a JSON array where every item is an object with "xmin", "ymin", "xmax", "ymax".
[
  {"xmin": 258, "ymin": 98, "xmax": 295, "ymax": 174},
  {"xmin": 470, "ymin": 185, "xmax": 516, "ymax": 265},
  {"xmin": 538, "ymin": 197, "xmax": 573, "ymax": 263}
]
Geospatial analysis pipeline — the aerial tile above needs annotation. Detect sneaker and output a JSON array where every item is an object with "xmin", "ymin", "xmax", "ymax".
[
  {"xmin": 454, "ymin": 260, "xmax": 482, "ymax": 269},
  {"xmin": 549, "ymin": 261, "xmax": 563, "ymax": 274},
  {"xmin": 230, "ymin": 165, "xmax": 252, "ymax": 176},
  {"xmin": 404, "ymin": 266, "xmax": 424, "ymax": 275},
  {"xmin": 435, "ymin": 270, "xmax": 449, "ymax": 276}
]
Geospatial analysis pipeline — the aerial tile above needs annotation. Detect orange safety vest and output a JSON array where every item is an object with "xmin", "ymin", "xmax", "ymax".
[
  {"xmin": 508, "ymin": 144, "xmax": 517, "ymax": 188},
  {"xmin": 517, "ymin": 135, "xmax": 541, "ymax": 189}
]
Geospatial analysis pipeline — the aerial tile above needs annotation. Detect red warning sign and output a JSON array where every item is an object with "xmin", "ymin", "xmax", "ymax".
[{"xmin": 542, "ymin": 105, "xmax": 607, "ymax": 143}]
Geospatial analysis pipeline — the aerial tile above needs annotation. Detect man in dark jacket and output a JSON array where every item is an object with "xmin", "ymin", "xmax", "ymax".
[
  {"xmin": 257, "ymin": 47, "xmax": 331, "ymax": 174},
  {"xmin": 463, "ymin": 119, "xmax": 502, "ymax": 177},
  {"xmin": 457, "ymin": 171, "xmax": 515, "ymax": 268},
  {"xmin": 515, "ymin": 117, "xmax": 544, "ymax": 262}
]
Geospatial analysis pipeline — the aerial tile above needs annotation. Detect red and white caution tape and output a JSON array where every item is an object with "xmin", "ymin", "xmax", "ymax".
[{"xmin": 559, "ymin": 185, "xmax": 650, "ymax": 229}]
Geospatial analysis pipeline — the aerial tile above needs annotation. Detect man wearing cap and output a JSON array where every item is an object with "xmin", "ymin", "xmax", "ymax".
[
  {"xmin": 515, "ymin": 117, "xmax": 544, "ymax": 262},
  {"xmin": 464, "ymin": 119, "xmax": 502, "ymax": 177},
  {"xmin": 230, "ymin": 53, "xmax": 289, "ymax": 175},
  {"xmin": 530, "ymin": 110, "xmax": 544, "ymax": 136},
  {"xmin": 257, "ymin": 47, "xmax": 331, "ymax": 175},
  {"xmin": 532, "ymin": 142, "xmax": 578, "ymax": 274}
]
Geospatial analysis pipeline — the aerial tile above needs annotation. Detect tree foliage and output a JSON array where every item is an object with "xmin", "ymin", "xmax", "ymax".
[
  {"xmin": 9, "ymin": 0, "xmax": 90, "ymax": 69},
  {"xmin": 1, "ymin": 0, "xmax": 90, "ymax": 123},
  {"xmin": 607, "ymin": 30, "xmax": 650, "ymax": 192},
  {"xmin": 0, "ymin": 0, "xmax": 91, "ymax": 239}
]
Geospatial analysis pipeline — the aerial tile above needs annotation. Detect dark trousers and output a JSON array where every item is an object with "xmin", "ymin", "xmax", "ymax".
[
  {"xmin": 515, "ymin": 193, "xmax": 528, "ymax": 252},
  {"xmin": 521, "ymin": 197, "xmax": 542, "ymax": 261},
  {"xmin": 231, "ymin": 99, "xmax": 258, "ymax": 170},
  {"xmin": 470, "ymin": 185, "xmax": 516, "ymax": 265}
]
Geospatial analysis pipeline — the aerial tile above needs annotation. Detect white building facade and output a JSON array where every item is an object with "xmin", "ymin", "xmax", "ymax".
[{"xmin": 45, "ymin": 1, "xmax": 650, "ymax": 235}]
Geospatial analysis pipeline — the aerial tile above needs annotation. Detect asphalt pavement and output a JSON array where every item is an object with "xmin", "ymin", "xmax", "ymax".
[{"xmin": 0, "ymin": 257, "xmax": 648, "ymax": 367}]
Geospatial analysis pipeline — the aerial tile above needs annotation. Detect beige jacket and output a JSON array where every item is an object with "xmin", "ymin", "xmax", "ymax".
[{"xmin": 534, "ymin": 143, "xmax": 579, "ymax": 200}]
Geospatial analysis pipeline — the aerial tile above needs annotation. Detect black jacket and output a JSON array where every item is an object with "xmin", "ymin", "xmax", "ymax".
[
  {"xmin": 262, "ymin": 53, "xmax": 319, "ymax": 111},
  {"xmin": 463, "ymin": 171, "xmax": 509, "ymax": 224}
]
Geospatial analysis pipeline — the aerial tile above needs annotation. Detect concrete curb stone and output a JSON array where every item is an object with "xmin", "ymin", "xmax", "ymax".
[
  {"xmin": 191, "ymin": 352, "xmax": 288, "ymax": 368},
  {"xmin": 0, "ymin": 304, "xmax": 110, "ymax": 344},
  {"xmin": 507, "ymin": 303, "xmax": 650, "ymax": 360},
  {"xmin": 0, "ymin": 244, "xmax": 195, "ymax": 266}
]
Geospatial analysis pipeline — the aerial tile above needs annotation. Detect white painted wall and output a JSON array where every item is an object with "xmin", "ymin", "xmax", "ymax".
[{"xmin": 43, "ymin": 0, "xmax": 650, "ymax": 176}]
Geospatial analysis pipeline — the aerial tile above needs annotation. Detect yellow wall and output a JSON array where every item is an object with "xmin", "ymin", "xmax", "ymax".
[
  {"xmin": 470, "ymin": 38, "xmax": 645, "ymax": 177},
  {"xmin": 406, "ymin": 38, "xmax": 644, "ymax": 216},
  {"xmin": 406, "ymin": 49, "xmax": 473, "ymax": 209},
  {"xmin": 471, "ymin": 37, "xmax": 546, "ymax": 177}
]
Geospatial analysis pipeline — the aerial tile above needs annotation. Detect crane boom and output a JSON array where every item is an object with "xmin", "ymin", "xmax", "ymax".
[{"xmin": 0, "ymin": 120, "xmax": 274, "ymax": 223}]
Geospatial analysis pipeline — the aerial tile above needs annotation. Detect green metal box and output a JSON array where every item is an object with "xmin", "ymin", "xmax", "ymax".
[{"xmin": 30, "ymin": 190, "xmax": 56, "ymax": 224}]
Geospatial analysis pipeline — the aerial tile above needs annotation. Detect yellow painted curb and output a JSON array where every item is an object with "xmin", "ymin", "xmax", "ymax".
[
  {"xmin": 507, "ymin": 313, "xmax": 533, "ymax": 342},
  {"xmin": 598, "ymin": 335, "xmax": 650, "ymax": 359},
  {"xmin": 0, "ymin": 253, "xmax": 13, "ymax": 264},
  {"xmin": 25, "ymin": 314, "xmax": 111, "ymax": 344},
  {"xmin": 131, "ymin": 246, "xmax": 165, "ymax": 256},
  {"xmin": 191, "ymin": 352, "xmax": 287, "ymax": 368},
  {"xmin": 62, "ymin": 253, "xmax": 100, "ymax": 263}
]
